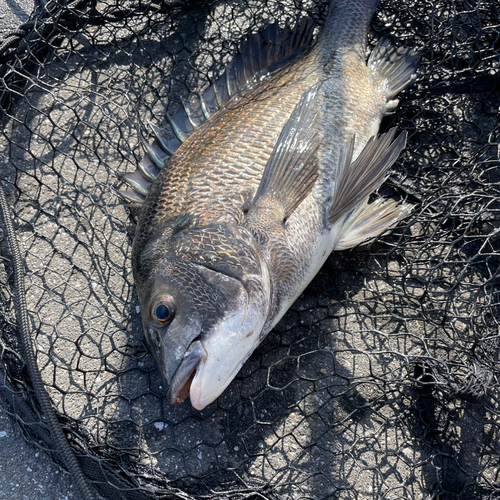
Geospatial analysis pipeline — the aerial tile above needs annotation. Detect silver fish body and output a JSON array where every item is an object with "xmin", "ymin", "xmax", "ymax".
[{"xmin": 126, "ymin": 0, "xmax": 418, "ymax": 410}]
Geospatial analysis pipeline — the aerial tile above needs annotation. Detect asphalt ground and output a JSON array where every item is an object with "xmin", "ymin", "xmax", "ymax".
[
  {"xmin": 0, "ymin": 408, "xmax": 74, "ymax": 499},
  {"xmin": 0, "ymin": 3, "xmax": 74, "ymax": 499},
  {"xmin": 0, "ymin": 0, "xmax": 31, "ymax": 37}
]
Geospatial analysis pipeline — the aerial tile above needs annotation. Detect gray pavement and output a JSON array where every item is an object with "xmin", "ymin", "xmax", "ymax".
[
  {"xmin": 0, "ymin": 3, "xmax": 74, "ymax": 500},
  {"xmin": 0, "ymin": 407, "xmax": 74, "ymax": 499},
  {"xmin": 0, "ymin": 0, "xmax": 31, "ymax": 38}
]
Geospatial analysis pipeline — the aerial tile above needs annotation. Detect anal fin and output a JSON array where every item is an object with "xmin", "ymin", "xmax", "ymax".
[{"xmin": 368, "ymin": 38, "xmax": 419, "ymax": 102}]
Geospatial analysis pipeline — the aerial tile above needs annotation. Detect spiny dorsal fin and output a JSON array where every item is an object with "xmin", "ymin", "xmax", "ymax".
[
  {"xmin": 328, "ymin": 128, "xmax": 407, "ymax": 227},
  {"xmin": 165, "ymin": 17, "xmax": 316, "ymax": 145},
  {"xmin": 247, "ymin": 84, "xmax": 321, "ymax": 223},
  {"xmin": 118, "ymin": 18, "xmax": 316, "ymax": 210}
]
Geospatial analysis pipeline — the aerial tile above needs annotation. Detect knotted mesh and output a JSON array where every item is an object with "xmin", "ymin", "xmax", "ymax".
[{"xmin": 0, "ymin": 0, "xmax": 499, "ymax": 498}]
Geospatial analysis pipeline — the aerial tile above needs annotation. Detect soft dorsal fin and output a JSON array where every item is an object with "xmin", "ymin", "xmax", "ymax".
[
  {"xmin": 118, "ymin": 18, "xmax": 316, "ymax": 209},
  {"xmin": 223, "ymin": 17, "xmax": 316, "ymax": 101},
  {"xmin": 160, "ymin": 17, "xmax": 316, "ymax": 150}
]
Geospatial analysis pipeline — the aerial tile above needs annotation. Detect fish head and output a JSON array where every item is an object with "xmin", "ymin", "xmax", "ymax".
[{"xmin": 133, "ymin": 223, "xmax": 271, "ymax": 410}]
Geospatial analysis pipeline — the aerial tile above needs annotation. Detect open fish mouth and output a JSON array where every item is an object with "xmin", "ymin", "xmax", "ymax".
[
  {"xmin": 160, "ymin": 260, "xmax": 263, "ymax": 410},
  {"xmin": 168, "ymin": 340, "xmax": 207, "ymax": 406}
]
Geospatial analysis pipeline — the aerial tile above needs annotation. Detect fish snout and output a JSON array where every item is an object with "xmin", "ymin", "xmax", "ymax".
[
  {"xmin": 146, "ymin": 308, "xmax": 203, "ymax": 391},
  {"xmin": 167, "ymin": 340, "xmax": 207, "ymax": 406}
]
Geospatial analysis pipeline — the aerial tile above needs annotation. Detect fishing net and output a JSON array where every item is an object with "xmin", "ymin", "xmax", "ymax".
[{"xmin": 0, "ymin": 0, "xmax": 499, "ymax": 498}]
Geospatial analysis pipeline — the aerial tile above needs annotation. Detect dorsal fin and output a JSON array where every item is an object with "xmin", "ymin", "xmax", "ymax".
[
  {"xmin": 118, "ymin": 17, "xmax": 317, "ymax": 210},
  {"xmin": 224, "ymin": 17, "xmax": 316, "ymax": 101},
  {"xmin": 168, "ymin": 16, "xmax": 316, "ymax": 144}
]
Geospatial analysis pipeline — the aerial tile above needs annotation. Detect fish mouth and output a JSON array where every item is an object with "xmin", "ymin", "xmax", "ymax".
[{"xmin": 167, "ymin": 340, "xmax": 207, "ymax": 406}]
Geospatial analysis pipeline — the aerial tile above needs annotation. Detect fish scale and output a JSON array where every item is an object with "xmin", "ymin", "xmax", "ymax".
[
  {"xmin": 165, "ymin": 57, "xmax": 318, "ymax": 219},
  {"xmin": 126, "ymin": 0, "xmax": 419, "ymax": 410}
]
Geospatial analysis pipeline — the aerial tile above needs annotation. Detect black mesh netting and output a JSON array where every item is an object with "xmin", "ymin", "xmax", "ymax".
[{"xmin": 0, "ymin": 0, "xmax": 499, "ymax": 498}]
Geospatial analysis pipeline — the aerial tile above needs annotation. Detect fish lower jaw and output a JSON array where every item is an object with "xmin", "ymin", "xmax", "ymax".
[
  {"xmin": 167, "ymin": 341, "xmax": 206, "ymax": 406},
  {"xmin": 188, "ymin": 345, "xmax": 258, "ymax": 411},
  {"xmin": 169, "ymin": 359, "xmax": 206, "ymax": 408},
  {"xmin": 189, "ymin": 362, "xmax": 219, "ymax": 411},
  {"xmin": 189, "ymin": 387, "xmax": 208, "ymax": 411},
  {"xmin": 172, "ymin": 371, "xmax": 196, "ymax": 405}
]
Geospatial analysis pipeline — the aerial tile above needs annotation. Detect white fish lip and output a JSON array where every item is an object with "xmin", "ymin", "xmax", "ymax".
[
  {"xmin": 188, "ymin": 303, "xmax": 267, "ymax": 411},
  {"xmin": 167, "ymin": 340, "xmax": 207, "ymax": 406}
]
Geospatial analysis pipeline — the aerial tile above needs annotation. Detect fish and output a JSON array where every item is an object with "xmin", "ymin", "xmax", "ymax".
[{"xmin": 119, "ymin": 0, "xmax": 418, "ymax": 410}]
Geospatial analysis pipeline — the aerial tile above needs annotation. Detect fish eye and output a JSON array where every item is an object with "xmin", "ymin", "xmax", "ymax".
[{"xmin": 150, "ymin": 295, "xmax": 175, "ymax": 326}]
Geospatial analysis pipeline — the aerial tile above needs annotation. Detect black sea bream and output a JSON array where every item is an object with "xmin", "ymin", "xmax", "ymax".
[{"xmin": 119, "ymin": 0, "xmax": 418, "ymax": 410}]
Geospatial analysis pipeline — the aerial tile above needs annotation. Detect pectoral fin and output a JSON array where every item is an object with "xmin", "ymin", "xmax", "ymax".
[{"xmin": 247, "ymin": 85, "xmax": 321, "ymax": 223}]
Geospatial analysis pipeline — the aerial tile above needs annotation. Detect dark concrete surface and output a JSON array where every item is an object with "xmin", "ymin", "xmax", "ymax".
[
  {"xmin": 0, "ymin": 0, "xmax": 31, "ymax": 37},
  {"xmin": 0, "ymin": 408, "xmax": 74, "ymax": 499},
  {"xmin": 0, "ymin": 2, "xmax": 75, "ymax": 499}
]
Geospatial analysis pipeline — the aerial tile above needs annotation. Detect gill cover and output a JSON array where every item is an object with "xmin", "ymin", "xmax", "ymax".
[
  {"xmin": 136, "ymin": 223, "xmax": 271, "ymax": 410},
  {"xmin": 173, "ymin": 223, "xmax": 271, "ymax": 410}
]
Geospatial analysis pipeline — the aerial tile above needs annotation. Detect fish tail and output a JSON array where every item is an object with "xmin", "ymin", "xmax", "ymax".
[{"xmin": 320, "ymin": 0, "xmax": 379, "ymax": 52}]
